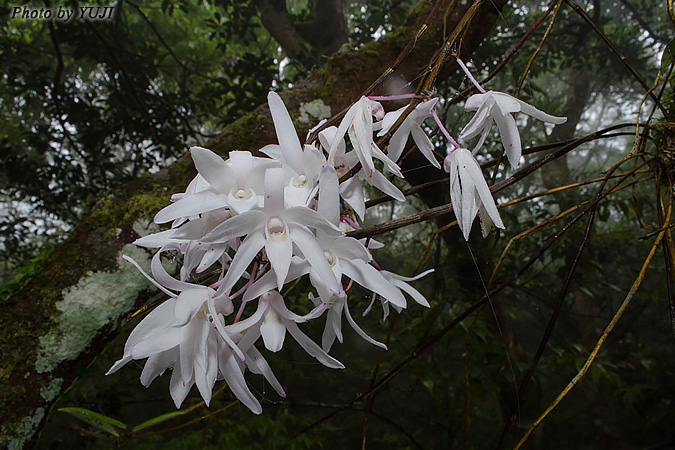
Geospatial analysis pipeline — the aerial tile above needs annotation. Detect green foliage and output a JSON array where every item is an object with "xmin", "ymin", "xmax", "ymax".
[
  {"xmin": 0, "ymin": 0, "xmax": 279, "ymax": 267},
  {"xmin": 347, "ymin": 0, "xmax": 417, "ymax": 46},
  {"xmin": 0, "ymin": 245, "xmax": 52, "ymax": 302},
  {"xmin": 58, "ymin": 407, "xmax": 127, "ymax": 437},
  {"xmin": 131, "ymin": 410, "xmax": 190, "ymax": 433}
]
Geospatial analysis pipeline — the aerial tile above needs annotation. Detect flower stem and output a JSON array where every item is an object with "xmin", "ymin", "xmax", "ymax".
[
  {"xmin": 367, "ymin": 94, "xmax": 424, "ymax": 101},
  {"xmin": 455, "ymin": 57, "xmax": 486, "ymax": 93},
  {"xmin": 432, "ymin": 109, "xmax": 460, "ymax": 149}
]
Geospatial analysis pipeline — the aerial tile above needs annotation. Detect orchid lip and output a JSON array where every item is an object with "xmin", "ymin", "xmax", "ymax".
[
  {"xmin": 266, "ymin": 216, "xmax": 287, "ymax": 241},
  {"xmin": 232, "ymin": 188, "xmax": 253, "ymax": 200},
  {"xmin": 334, "ymin": 157, "xmax": 348, "ymax": 176},
  {"xmin": 324, "ymin": 251, "xmax": 337, "ymax": 267},
  {"xmin": 291, "ymin": 175, "xmax": 308, "ymax": 188}
]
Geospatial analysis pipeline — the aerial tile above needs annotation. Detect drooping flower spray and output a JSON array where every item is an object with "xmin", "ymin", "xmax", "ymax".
[{"xmin": 110, "ymin": 68, "xmax": 566, "ymax": 411}]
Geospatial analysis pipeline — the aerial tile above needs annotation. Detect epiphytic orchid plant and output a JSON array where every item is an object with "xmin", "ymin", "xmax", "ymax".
[{"xmin": 109, "ymin": 59, "xmax": 566, "ymax": 412}]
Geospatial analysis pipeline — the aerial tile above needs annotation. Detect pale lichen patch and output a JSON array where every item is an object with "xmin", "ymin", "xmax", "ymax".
[
  {"xmin": 35, "ymin": 221, "xmax": 158, "ymax": 374},
  {"xmin": 1, "ymin": 407, "xmax": 45, "ymax": 450},
  {"xmin": 40, "ymin": 378, "xmax": 63, "ymax": 402},
  {"xmin": 298, "ymin": 99, "xmax": 332, "ymax": 124}
]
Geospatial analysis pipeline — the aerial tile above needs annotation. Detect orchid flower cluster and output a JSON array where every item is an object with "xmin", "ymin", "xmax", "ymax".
[{"xmin": 108, "ymin": 59, "xmax": 565, "ymax": 413}]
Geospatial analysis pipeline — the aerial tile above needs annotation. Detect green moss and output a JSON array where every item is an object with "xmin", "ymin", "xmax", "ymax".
[{"xmin": 88, "ymin": 179, "xmax": 169, "ymax": 231}]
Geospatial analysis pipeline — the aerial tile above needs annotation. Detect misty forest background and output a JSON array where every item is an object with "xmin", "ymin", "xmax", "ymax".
[{"xmin": 1, "ymin": 0, "xmax": 675, "ymax": 448}]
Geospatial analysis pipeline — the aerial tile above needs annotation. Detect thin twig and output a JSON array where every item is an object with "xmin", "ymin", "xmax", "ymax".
[
  {"xmin": 564, "ymin": 0, "xmax": 668, "ymax": 118},
  {"xmin": 496, "ymin": 153, "xmax": 619, "ymax": 448},
  {"xmin": 349, "ymin": 124, "xmax": 631, "ymax": 240},
  {"xmin": 294, "ymin": 167, "xmax": 642, "ymax": 442},
  {"xmin": 514, "ymin": 185, "xmax": 673, "ymax": 449}
]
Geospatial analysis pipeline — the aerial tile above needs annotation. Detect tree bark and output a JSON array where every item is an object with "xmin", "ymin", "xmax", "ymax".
[
  {"xmin": 0, "ymin": 1, "xmax": 507, "ymax": 447},
  {"xmin": 254, "ymin": 0, "xmax": 349, "ymax": 67}
]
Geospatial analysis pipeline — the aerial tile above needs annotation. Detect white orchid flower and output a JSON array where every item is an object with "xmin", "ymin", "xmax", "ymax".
[
  {"xmin": 164, "ymin": 173, "xmax": 211, "ymax": 228},
  {"xmin": 241, "ymin": 235, "xmax": 406, "ymax": 351},
  {"xmin": 363, "ymin": 268, "xmax": 434, "ymax": 320},
  {"xmin": 443, "ymin": 147, "xmax": 505, "ymax": 240},
  {"xmin": 108, "ymin": 250, "xmax": 270, "ymax": 411},
  {"xmin": 227, "ymin": 291, "xmax": 343, "ymax": 369},
  {"xmin": 459, "ymin": 91, "xmax": 566, "ymax": 167},
  {"xmin": 106, "ymin": 291, "xmax": 283, "ymax": 413},
  {"xmin": 327, "ymin": 96, "xmax": 401, "ymax": 177},
  {"xmin": 262, "ymin": 92, "xmax": 327, "ymax": 207},
  {"xmin": 377, "ymin": 98, "xmax": 441, "ymax": 169},
  {"xmin": 319, "ymin": 126, "xmax": 405, "ymax": 219},
  {"xmin": 155, "ymin": 147, "xmax": 276, "ymax": 224},
  {"xmin": 136, "ymin": 209, "xmax": 235, "ymax": 278},
  {"xmin": 200, "ymin": 167, "xmax": 342, "ymax": 294}
]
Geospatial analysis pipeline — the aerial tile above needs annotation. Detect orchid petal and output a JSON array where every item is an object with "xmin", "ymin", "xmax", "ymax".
[
  {"xmin": 245, "ymin": 346, "xmax": 286, "ymax": 398},
  {"xmin": 133, "ymin": 229, "xmax": 186, "ymax": 248},
  {"xmin": 200, "ymin": 210, "xmax": 266, "ymax": 243},
  {"xmin": 122, "ymin": 254, "xmax": 177, "ymax": 298},
  {"xmin": 339, "ymin": 177, "xmax": 365, "ymax": 219},
  {"xmin": 518, "ymin": 100, "xmax": 567, "ymax": 124},
  {"xmin": 265, "ymin": 229, "xmax": 293, "ymax": 291},
  {"xmin": 464, "ymin": 92, "xmax": 489, "ymax": 111},
  {"xmin": 260, "ymin": 308, "xmax": 286, "ymax": 352},
  {"xmin": 218, "ymin": 348, "xmax": 262, "ymax": 414},
  {"xmin": 268, "ymin": 92, "xmax": 305, "ymax": 174},
  {"xmin": 228, "ymin": 151, "xmax": 254, "ymax": 189},
  {"xmin": 268, "ymin": 289, "xmax": 325, "ymax": 322},
  {"xmin": 348, "ymin": 122, "xmax": 376, "ymax": 176},
  {"xmin": 151, "ymin": 249, "xmax": 197, "ymax": 292},
  {"xmin": 491, "ymin": 92, "xmax": 522, "ymax": 114},
  {"xmin": 196, "ymin": 244, "xmax": 228, "ymax": 273},
  {"xmin": 459, "ymin": 98, "xmax": 493, "ymax": 141},
  {"xmin": 169, "ymin": 364, "xmax": 192, "ymax": 408},
  {"xmin": 369, "ymin": 142, "xmax": 402, "ymax": 177},
  {"xmin": 154, "ymin": 191, "xmax": 228, "ymax": 224},
  {"xmin": 285, "ymin": 320, "xmax": 344, "ymax": 369},
  {"xmin": 365, "ymin": 169, "xmax": 406, "ymax": 202},
  {"xmin": 318, "ymin": 165, "xmax": 340, "ymax": 226},
  {"xmin": 343, "ymin": 300, "xmax": 387, "ymax": 349},
  {"xmin": 260, "ymin": 144, "xmax": 285, "ymax": 163},
  {"xmin": 331, "ymin": 236, "xmax": 370, "ymax": 261},
  {"xmin": 243, "ymin": 257, "xmax": 309, "ymax": 302},
  {"xmin": 461, "ymin": 153, "xmax": 504, "ymax": 229},
  {"xmin": 264, "ymin": 167, "xmax": 286, "ymax": 217},
  {"xmin": 283, "ymin": 206, "xmax": 342, "ymax": 236},
  {"xmin": 140, "ymin": 348, "xmax": 177, "ymax": 387},
  {"xmin": 179, "ymin": 318, "xmax": 201, "ymax": 383},
  {"xmin": 492, "ymin": 112, "xmax": 522, "ymax": 167},
  {"xmin": 385, "ymin": 120, "xmax": 410, "ymax": 162},
  {"xmin": 174, "ymin": 289, "xmax": 208, "ymax": 326},
  {"xmin": 129, "ymin": 326, "xmax": 182, "ymax": 360},
  {"xmin": 119, "ymin": 298, "xmax": 177, "ymax": 354},
  {"xmin": 341, "ymin": 259, "xmax": 407, "ymax": 308},
  {"xmin": 288, "ymin": 224, "xmax": 340, "ymax": 294},
  {"xmin": 225, "ymin": 296, "xmax": 268, "ymax": 335},
  {"xmin": 411, "ymin": 126, "xmax": 441, "ymax": 169},
  {"xmin": 190, "ymin": 147, "xmax": 233, "ymax": 193},
  {"xmin": 220, "ymin": 229, "xmax": 266, "ymax": 294}
]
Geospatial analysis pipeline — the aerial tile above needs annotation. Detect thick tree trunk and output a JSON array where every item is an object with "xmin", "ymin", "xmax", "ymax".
[{"xmin": 0, "ymin": 1, "xmax": 507, "ymax": 447}]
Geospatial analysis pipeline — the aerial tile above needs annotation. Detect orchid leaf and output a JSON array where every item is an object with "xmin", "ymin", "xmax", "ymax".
[
  {"xmin": 131, "ymin": 410, "xmax": 188, "ymax": 433},
  {"xmin": 660, "ymin": 37, "xmax": 675, "ymax": 74},
  {"xmin": 58, "ymin": 407, "xmax": 127, "ymax": 437}
]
